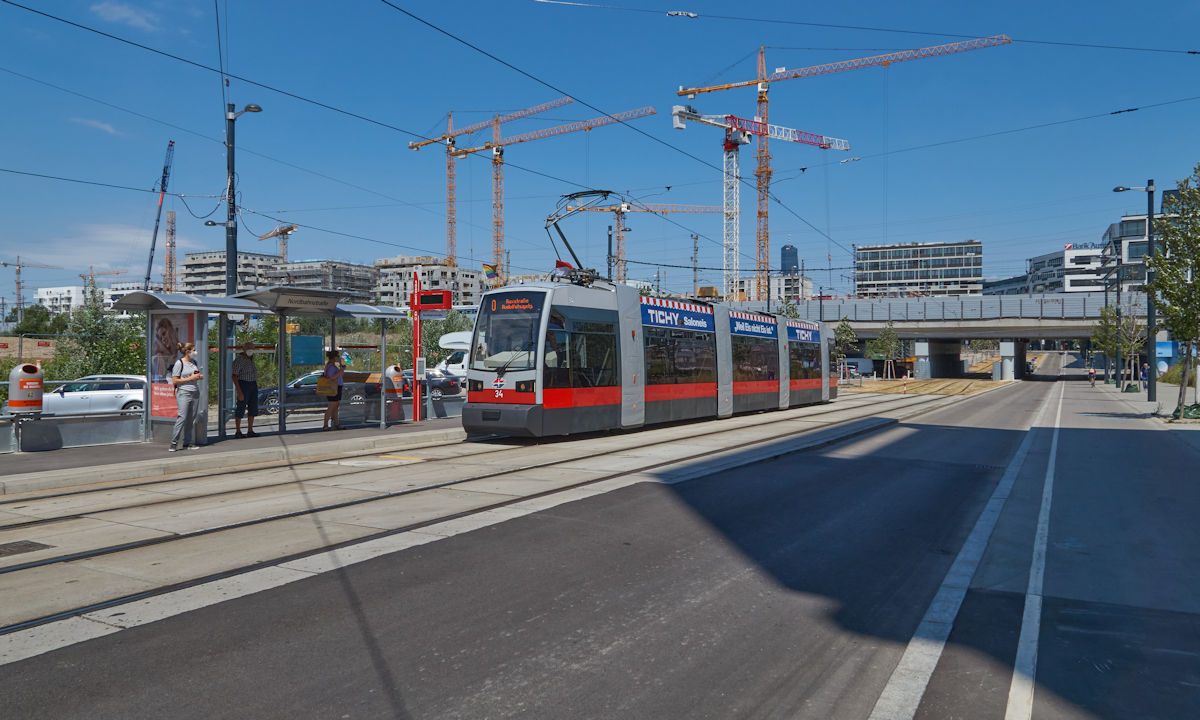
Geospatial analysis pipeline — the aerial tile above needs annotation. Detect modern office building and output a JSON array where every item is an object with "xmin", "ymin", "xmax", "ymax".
[
  {"xmin": 780, "ymin": 244, "xmax": 799, "ymax": 274},
  {"xmin": 1026, "ymin": 244, "xmax": 1106, "ymax": 293},
  {"xmin": 854, "ymin": 240, "xmax": 983, "ymax": 297},
  {"xmin": 374, "ymin": 255, "xmax": 483, "ymax": 307},
  {"xmin": 1099, "ymin": 214, "xmax": 1151, "ymax": 293},
  {"xmin": 265, "ymin": 260, "xmax": 379, "ymax": 304},
  {"xmin": 180, "ymin": 251, "xmax": 282, "ymax": 295},
  {"xmin": 981, "ymin": 274, "xmax": 1029, "ymax": 296}
]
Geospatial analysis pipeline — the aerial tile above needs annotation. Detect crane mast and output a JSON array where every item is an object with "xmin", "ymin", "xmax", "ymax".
[
  {"xmin": 677, "ymin": 35, "xmax": 1010, "ymax": 300},
  {"xmin": 453, "ymin": 106, "xmax": 658, "ymax": 286},
  {"xmin": 164, "ymin": 210, "xmax": 176, "ymax": 292},
  {"xmin": 409, "ymin": 98, "xmax": 574, "ymax": 268},
  {"xmin": 1, "ymin": 256, "xmax": 63, "ymax": 323},
  {"xmin": 143, "ymin": 140, "xmax": 175, "ymax": 291},
  {"xmin": 672, "ymin": 105, "xmax": 848, "ymax": 299}
]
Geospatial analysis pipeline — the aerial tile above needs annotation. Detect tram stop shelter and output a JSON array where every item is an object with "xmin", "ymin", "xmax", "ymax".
[{"xmin": 114, "ymin": 287, "xmax": 409, "ymax": 444}]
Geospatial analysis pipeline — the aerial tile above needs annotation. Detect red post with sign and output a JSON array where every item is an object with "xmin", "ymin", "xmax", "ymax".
[{"xmin": 411, "ymin": 268, "xmax": 421, "ymax": 423}]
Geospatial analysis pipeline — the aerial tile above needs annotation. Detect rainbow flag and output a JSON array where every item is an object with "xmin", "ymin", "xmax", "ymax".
[{"xmin": 482, "ymin": 263, "xmax": 498, "ymax": 280}]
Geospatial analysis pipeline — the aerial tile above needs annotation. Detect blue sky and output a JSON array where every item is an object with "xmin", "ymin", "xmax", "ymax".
[{"xmin": 1, "ymin": 0, "xmax": 1197, "ymax": 298}]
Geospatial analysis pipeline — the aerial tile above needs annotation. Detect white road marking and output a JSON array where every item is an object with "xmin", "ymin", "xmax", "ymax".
[
  {"xmin": 1005, "ymin": 382, "xmax": 1065, "ymax": 720},
  {"xmin": 868, "ymin": 382, "xmax": 1061, "ymax": 720}
]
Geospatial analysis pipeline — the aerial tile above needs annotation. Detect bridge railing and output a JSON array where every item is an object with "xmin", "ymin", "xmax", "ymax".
[{"xmin": 794, "ymin": 292, "xmax": 1146, "ymax": 323}]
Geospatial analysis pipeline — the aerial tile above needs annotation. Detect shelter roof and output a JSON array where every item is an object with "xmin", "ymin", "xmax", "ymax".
[{"xmin": 112, "ymin": 291, "xmax": 266, "ymax": 315}]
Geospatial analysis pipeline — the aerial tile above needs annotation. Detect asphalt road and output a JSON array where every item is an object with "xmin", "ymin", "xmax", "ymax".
[{"xmin": 4, "ymin": 355, "xmax": 1198, "ymax": 719}]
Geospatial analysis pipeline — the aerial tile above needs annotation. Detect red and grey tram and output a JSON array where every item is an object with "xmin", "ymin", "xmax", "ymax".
[{"xmin": 463, "ymin": 281, "xmax": 835, "ymax": 437}]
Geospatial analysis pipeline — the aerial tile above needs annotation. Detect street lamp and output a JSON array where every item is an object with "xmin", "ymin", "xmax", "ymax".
[
  {"xmin": 216, "ymin": 103, "xmax": 261, "ymax": 439},
  {"xmin": 1114, "ymin": 180, "xmax": 1156, "ymax": 402},
  {"xmin": 225, "ymin": 103, "xmax": 261, "ymax": 295}
]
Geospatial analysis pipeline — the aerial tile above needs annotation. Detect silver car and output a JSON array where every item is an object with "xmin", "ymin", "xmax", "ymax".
[{"xmin": 42, "ymin": 375, "xmax": 146, "ymax": 415}]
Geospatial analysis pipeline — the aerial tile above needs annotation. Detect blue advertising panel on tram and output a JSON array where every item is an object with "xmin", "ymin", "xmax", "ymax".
[
  {"xmin": 729, "ymin": 312, "xmax": 777, "ymax": 338},
  {"xmin": 786, "ymin": 323, "xmax": 820, "ymax": 343},
  {"xmin": 640, "ymin": 297, "xmax": 714, "ymax": 332}
]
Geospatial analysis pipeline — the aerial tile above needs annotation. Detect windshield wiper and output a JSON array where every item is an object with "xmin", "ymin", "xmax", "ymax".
[{"xmin": 495, "ymin": 341, "xmax": 534, "ymax": 377}]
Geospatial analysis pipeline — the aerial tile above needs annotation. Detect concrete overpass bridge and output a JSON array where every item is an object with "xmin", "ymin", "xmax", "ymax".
[{"xmin": 738, "ymin": 292, "xmax": 1147, "ymax": 380}]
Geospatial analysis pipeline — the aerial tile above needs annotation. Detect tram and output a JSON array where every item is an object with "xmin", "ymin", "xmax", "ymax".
[{"xmin": 462, "ymin": 280, "xmax": 836, "ymax": 437}]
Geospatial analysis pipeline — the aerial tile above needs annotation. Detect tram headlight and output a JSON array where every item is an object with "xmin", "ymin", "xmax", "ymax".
[{"xmin": 516, "ymin": 380, "xmax": 534, "ymax": 393}]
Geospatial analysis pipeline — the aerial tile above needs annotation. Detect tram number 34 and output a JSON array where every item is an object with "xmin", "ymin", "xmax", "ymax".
[{"xmin": 494, "ymin": 389, "xmax": 504, "ymax": 398}]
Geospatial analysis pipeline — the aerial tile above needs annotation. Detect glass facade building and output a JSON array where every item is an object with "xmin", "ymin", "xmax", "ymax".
[{"xmin": 853, "ymin": 240, "xmax": 983, "ymax": 298}]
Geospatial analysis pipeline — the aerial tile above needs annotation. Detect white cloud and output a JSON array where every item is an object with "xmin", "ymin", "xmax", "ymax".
[
  {"xmin": 18, "ymin": 224, "xmax": 159, "ymax": 285},
  {"xmin": 90, "ymin": 2, "xmax": 160, "ymax": 32},
  {"xmin": 70, "ymin": 118, "xmax": 118, "ymax": 135}
]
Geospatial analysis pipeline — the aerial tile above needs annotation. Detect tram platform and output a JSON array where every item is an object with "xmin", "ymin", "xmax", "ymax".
[{"xmin": 0, "ymin": 417, "xmax": 466, "ymax": 496}]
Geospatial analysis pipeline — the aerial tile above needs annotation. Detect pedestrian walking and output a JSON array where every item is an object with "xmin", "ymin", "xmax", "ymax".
[
  {"xmin": 232, "ymin": 340, "xmax": 260, "ymax": 438},
  {"xmin": 1141, "ymin": 362, "xmax": 1149, "ymax": 390},
  {"xmin": 169, "ymin": 342, "xmax": 203, "ymax": 451},
  {"xmin": 322, "ymin": 349, "xmax": 344, "ymax": 431},
  {"xmin": 1089, "ymin": 365, "xmax": 1096, "ymax": 388}
]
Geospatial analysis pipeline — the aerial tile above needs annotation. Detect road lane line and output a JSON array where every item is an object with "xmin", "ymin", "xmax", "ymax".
[
  {"xmin": 868, "ymin": 382, "xmax": 1060, "ymax": 720},
  {"xmin": 1004, "ymin": 381, "xmax": 1065, "ymax": 720}
]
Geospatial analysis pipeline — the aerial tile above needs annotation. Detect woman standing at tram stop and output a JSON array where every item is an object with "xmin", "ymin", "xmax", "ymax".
[
  {"xmin": 322, "ymin": 349, "xmax": 344, "ymax": 431},
  {"xmin": 169, "ymin": 342, "xmax": 203, "ymax": 451}
]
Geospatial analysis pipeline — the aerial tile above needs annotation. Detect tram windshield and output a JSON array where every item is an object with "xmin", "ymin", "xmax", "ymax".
[{"xmin": 471, "ymin": 291, "xmax": 546, "ymax": 372}]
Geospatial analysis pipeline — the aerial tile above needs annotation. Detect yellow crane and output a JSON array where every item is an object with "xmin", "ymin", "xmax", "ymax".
[
  {"xmin": 0, "ymin": 256, "xmax": 63, "ymax": 323},
  {"xmin": 258, "ymin": 224, "xmax": 298, "ymax": 263},
  {"xmin": 565, "ymin": 202, "xmax": 721, "ymax": 283},
  {"xmin": 453, "ymin": 106, "xmax": 658, "ymax": 285},
  {"xmin": 409, "ymin": 98, "xmax": 574, "ymax": 267},
  {"xmin": 79, "ymin": 266, "xmax": 126, "ymax": 291},
  {"xmin": 678, "ymin": 35, "xmax": 1012, "ymax": 300}
]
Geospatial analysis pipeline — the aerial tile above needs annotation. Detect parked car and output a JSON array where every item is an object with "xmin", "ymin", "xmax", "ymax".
[
  {"xmin": 40, "ymin": 375, "xmax": 146, "ymax": 415},
  {"xmin": 397, "ymin": 368, "xmax": 461, "ymax": 399},
  {"xmin": 257, "ymin": 371, "xmax": 374, "ymax": 415}
]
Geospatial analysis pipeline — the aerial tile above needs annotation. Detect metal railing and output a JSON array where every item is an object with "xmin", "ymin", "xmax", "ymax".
[{"xmin": 791, "ymin": 292, "xmax": 1147, "ymax": 323}]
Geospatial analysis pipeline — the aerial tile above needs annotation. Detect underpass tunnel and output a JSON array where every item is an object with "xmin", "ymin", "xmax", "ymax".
[{"xmin": 914, "ymin": 340, "xmax": 963, "ymax": 379}]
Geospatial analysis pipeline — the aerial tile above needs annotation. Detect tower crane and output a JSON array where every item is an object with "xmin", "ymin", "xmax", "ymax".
[
  {"xmin": 163, "ymin": 210, "xmax": 176, "ymax": 292},
  {"xmin": 409, "ymin": 98, "xmax": 574, "ymax": 267},
  {"xmin": 80, "ymin": 266, "xmax": 127, "ymax": 291},
  {"xmin": 143, "ymin": 140, "xmax": 175, "ymax": 291},
  {"xmin": 564, "ymin": 202, "xmax": 722, "ymax": 283},
  {"xmin": 452, "ymin": 106, "xmax": 658, "ymax": 285},
  {"xmin": 677, "ymin": 35, "xmax": 1012, "ymax": 300},
  {"xmin": 671, "ymin": 105, "xmax": 849, "ymax": 299},
  {"xmin": 258, "ymin": 224, "xmax": 298, "ymax": 263},
  {"xmin": 0, "ymin": 257, "xmax": 63, "ymax": 323}
]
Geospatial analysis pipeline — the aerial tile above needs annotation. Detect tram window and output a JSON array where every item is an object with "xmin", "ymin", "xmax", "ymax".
[
  {"xmin": 790, "ymin": 342, "xmax": 821, "ymax": 379},
  {"xmin": 644, "ymin": 328, "xmax": 715, "ymax": 384},
  {"xmin": 644, "ymin": 328, "xmax": 672, "ymax": 385},
  {"xmin": 732, "ymin": 336, "xmax": 779, "ymax": 382},
  {"xmin": 543, "ymin": 330, "xmax": 571, "ymax": 389},
  {"xmin": 570, "ymin": 332, "xmax": 618, "ymax": 388}
]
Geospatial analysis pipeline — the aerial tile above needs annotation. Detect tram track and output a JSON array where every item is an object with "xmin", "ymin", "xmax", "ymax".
[
  {"xmin": 0, "ymin": 392, "xmax": 899, "ymax": 528},
  {"xmin": 0, "ymin": 390, "xmax": 963, "ymax": 635}
]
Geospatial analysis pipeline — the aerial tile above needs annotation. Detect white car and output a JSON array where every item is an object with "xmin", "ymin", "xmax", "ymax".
[{"xmin": 42, "ymin": 375, "xmax": 147, "ymax": 415}]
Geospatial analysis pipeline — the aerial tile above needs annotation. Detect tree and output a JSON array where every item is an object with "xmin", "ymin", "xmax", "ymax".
[
  {"xmin": 833, "ymin": 318, "xmax": 857, "ymax": 377},
  {"xmin": 776, "ymin": 300, "xmax": 799, "ymax": 319},
  {"xmin": 49, "ymin": 285, "xmax": 143, "ymax": 380},
  {"xmin": 1091, "ymin": 305, "xmax": 1119, "ymax": 378},
  {"xmin": 865, "ymin": 320, "xmax": 902, "ymax": 378},
  {"xmin": 1148, "ymin": 161, "xmax": 1200, "ymax": 414}
]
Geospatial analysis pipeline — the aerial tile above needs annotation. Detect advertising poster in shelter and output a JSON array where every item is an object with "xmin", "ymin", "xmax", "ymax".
[{"xmin": 150, "ymin": 312, "xmax": 194, "ymax": 418}]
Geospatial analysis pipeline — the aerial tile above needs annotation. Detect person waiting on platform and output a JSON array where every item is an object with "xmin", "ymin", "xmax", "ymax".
[
  {"xmin": 232, "ymin": 340, "xmax": 260, "ymax": 438},
  {"xmin": 322, "ymin": 349, "xmax": 345, "ymax": 431}
]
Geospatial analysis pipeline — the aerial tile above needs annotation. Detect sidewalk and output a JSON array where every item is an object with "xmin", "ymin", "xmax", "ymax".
[{"xmin": 0, "ymin": 417, "xmax": 466, "ymax": 495}]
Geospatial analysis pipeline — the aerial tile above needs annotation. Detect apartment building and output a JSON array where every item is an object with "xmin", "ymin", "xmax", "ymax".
[
  {"xmin": 373, "ymin": 255, "xmax": 483, "ymax": 307},
  {"xmin": 180, "ymin": 251, "xmax": 282, "ymax": 295}
]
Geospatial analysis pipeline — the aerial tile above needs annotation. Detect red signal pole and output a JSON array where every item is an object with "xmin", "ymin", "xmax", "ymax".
[{"xmin": 411, "ymin": 268, "xmax": 422, "ymax": 423}]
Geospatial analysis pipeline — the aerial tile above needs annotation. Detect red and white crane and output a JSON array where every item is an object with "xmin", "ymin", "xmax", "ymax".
[{"xmin": 671, "ymin": 105, "xmax": 849, "ymax": 299}]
